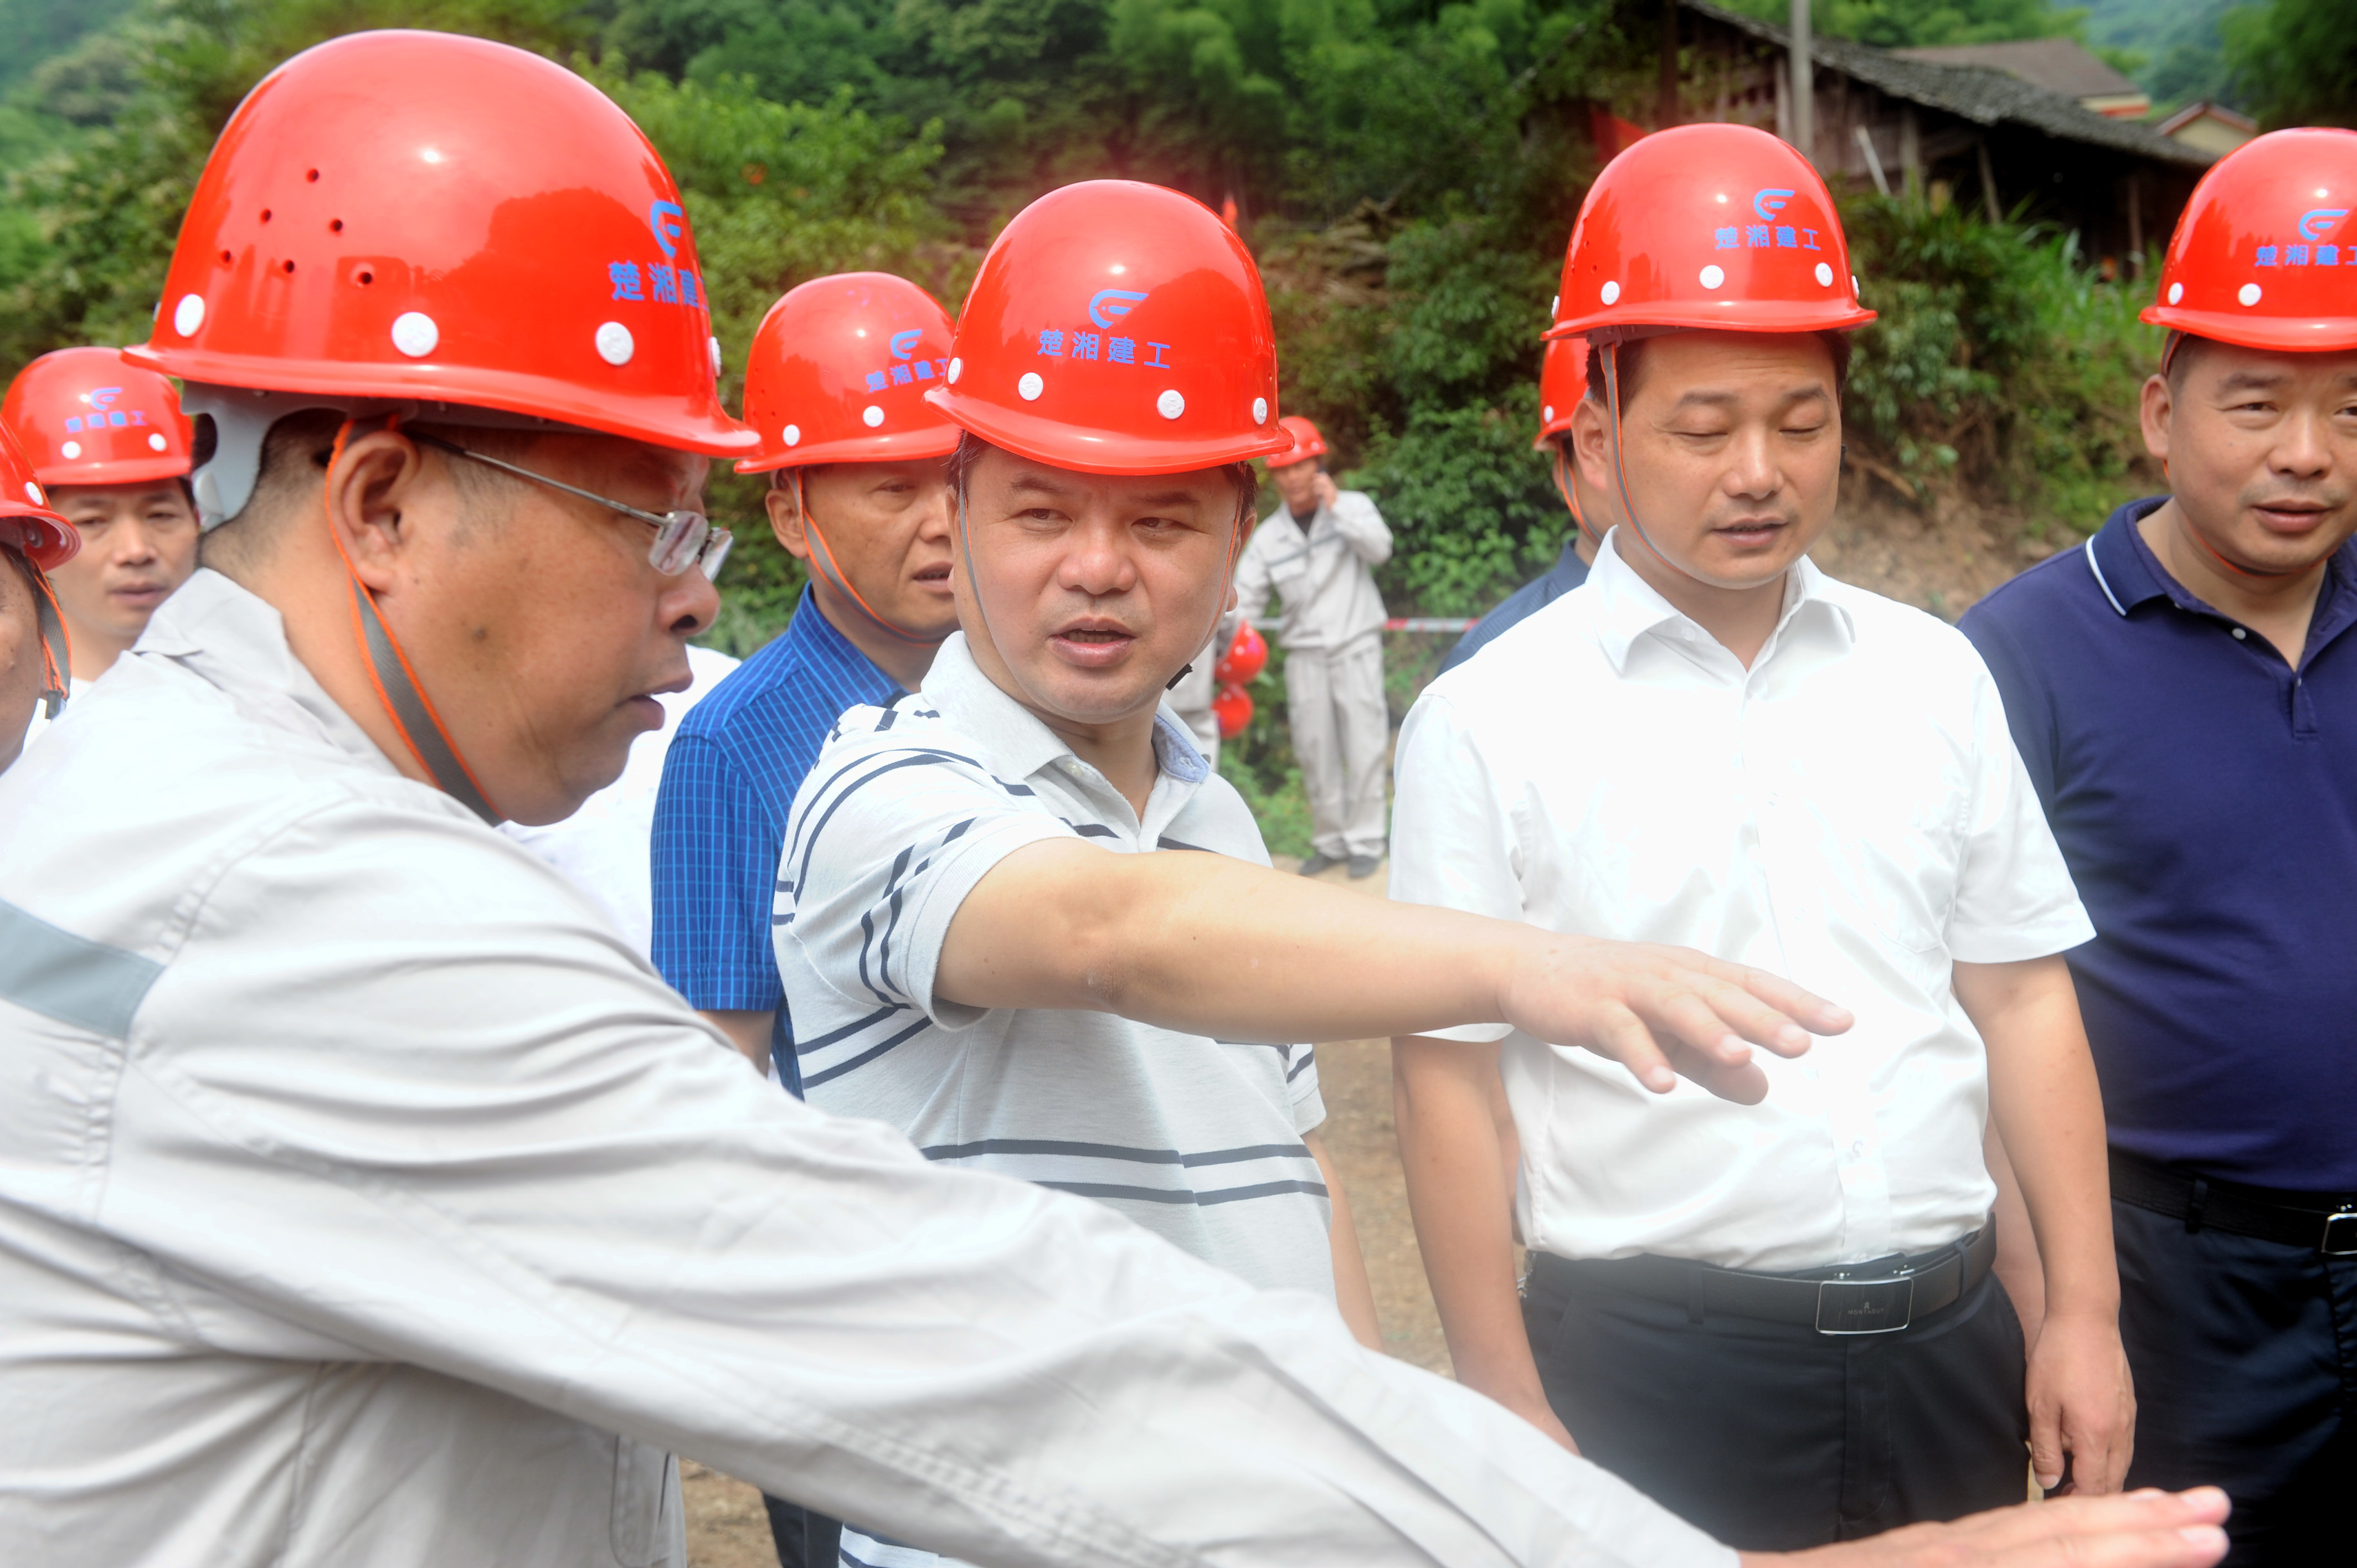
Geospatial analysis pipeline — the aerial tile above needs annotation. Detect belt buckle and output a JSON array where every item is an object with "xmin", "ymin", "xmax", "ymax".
[
  {"xmin": 2323, "ymin": 1209, "xmax": 2357, "ymax": 1257},
  {"xmin": 1814, "ymin": 1272, "xmax": 1916, "ymax": 1334}
]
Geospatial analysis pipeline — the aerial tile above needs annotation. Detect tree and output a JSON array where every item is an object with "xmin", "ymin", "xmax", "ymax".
[{"xmin": 2224, "ymin": 0, "xmax": 2357, "ymax": 130}]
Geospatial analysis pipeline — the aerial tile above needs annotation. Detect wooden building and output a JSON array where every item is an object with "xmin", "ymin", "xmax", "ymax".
[{"xmin": 1612, "ymin": 2, "xmax": 2215, "ymax": 271}]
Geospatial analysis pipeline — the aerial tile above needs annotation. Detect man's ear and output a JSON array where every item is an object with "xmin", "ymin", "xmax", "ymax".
[
  {"xmin": 765, "ymin": 479, "xmax": 811, "ymax": 560},
  {"xmin": 1568, "ymin": 397, "xmax": 1615, "ymax": 496},
  {"xmin": 2140, "ymin": 372, "xmax": 2174, "ymax": 467},
  {"xmin": 326, "ymin": 429, "xmax": 435, "ymax": 595}
]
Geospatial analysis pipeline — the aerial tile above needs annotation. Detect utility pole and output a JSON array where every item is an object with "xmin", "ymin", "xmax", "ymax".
[{"xmin": 1790, "ymin": 0, "xmax": 1813, "ymax": 163}]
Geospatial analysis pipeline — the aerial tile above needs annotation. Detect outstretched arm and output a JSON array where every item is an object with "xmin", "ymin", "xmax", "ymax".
[{"xmin": 939, "ymin": 839, "xmax": 1850, "ymax": 1103}]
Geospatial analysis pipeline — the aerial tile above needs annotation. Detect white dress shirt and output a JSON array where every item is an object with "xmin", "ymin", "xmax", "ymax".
[
  {"xmin": 1390, "ymin": 533, "xmax": 2094, "ymax": 1274},
  {"xmin": 0, "ymin": 570, "xmax": 1730, "ymax": 1568}
]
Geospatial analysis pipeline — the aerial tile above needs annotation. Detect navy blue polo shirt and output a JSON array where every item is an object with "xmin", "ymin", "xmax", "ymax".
[
  {"xmin": 1960, "ymin": 498, "xmax": 2357, "ymax": 1190},
  {"xmin": 651, "ymin": 586, "xmax": 902, "ymax": 1094},
  {"xmin": 1440, "ymin": 539, "xmax": 1592, "ymax": 674}
]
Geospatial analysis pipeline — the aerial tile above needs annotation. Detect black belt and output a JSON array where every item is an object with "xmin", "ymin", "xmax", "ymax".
[
  {"xmin": 2109, "ymin": 1147, "xmax": 2357, "ymax": 1256},
  {"xmin": 1530, "ymin": 1222, "xmax": 1995, "ymax": 1335}
]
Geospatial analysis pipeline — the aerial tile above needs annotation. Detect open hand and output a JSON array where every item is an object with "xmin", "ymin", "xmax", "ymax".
[
  {"xmin": 1499, "ymin": 936, "xmax": 1851, "ymax": 1103},
  {"xmin": 1744, "ymin": 1487, "xmax": 2227, "ymax": 1568}
]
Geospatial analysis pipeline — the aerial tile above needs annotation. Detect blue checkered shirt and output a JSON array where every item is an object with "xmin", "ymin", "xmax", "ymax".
[{"xmin": 652, "ymin": 587, "xmax": 902, "ymax": 1093}]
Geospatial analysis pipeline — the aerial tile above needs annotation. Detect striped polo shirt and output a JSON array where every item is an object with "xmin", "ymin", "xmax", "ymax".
[{"xmin": 774, "ymin": 633, "xmax": 1333, "ymax": 1299}]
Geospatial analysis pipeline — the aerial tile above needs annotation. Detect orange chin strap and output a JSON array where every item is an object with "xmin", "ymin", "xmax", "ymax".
[
  {"xmin": 1549, "ymin": 446, "xmax": 1604, "ymax": 550},
  {"xmin": 18, "ymin": 553, "xmax": 71, "ymax": 719},
  {"xmin": 789, "ymin": 469, "xmax": 951, "ymax": 647},
  {"xmin": 1601, "ymin": 339, "xmax": 1704, "ymax": 586},
  {"xmin": 324, "ymin": 417, "xmax": 505, "ymax": 823}
]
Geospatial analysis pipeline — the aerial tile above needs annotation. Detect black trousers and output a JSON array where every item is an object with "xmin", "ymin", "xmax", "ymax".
[
  {"xmin": 2115, "ymin": 1198, "xmax": 2357, "ymax": 1567},
  {"xmin": 1522, "ymin": 1257, "xmax": 2029, "ymax": 1551},
  {"xmin": 763, "ymin": 1495, "xmax": 842, "ymax": 1568}
]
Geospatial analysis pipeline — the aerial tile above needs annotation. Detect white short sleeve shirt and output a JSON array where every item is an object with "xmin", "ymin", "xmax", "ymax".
[
  {"xmin": 1390, "ymin": 534, "xmax": 2094, "ymax": 1273},
  {"xmin": 778, "ymin": 635, "xmax": 1335, "ymax": 1299}
]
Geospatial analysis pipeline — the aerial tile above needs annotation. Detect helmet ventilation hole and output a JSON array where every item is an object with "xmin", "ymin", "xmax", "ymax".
[
  {"xmin": 305, "ymin": 168, "xmax": 320, "ymax": 182},
  {"xmin": 329, "ymin": 219, "xmax": 343, "ymax": 233},
  {"xmin": 260, "ymin": 209, "xmax": 272, "ymax": 224}
]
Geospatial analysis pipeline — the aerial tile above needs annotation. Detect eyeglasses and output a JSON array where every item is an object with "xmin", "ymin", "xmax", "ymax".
[{"xmin": 411, "ymin": 432, "xmax": 733, "ymax": 580}]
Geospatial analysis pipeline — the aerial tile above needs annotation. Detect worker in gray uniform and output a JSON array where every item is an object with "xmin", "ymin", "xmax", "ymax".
[{"xmin": 1229, "ymin": 415, "xmax": 1392, "ymax": 876}]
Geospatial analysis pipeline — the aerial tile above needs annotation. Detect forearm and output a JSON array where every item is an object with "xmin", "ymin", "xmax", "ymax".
[
  {"xmin": 1306, "ymin": 1128, "xmax": 1384, "ymax": 1350},
  {"xmin": 1984, "ymin": 1123, "xmax": 2046, "ymax": 1348},
  {"xmin": 943, "ymin": 840, "xmax": 1524, "ymax": 1041},
  {"xmin": 1393, "ymin": 1037, "xmax": 1551, "ymax": 1416},
  {"xmin": 1959, "ymin": 957, "xmax": 2117, "ymax": 1317},
  {"xmin": 701, "ymin": 1008, "xmax": 775, "ymax": 1070}
]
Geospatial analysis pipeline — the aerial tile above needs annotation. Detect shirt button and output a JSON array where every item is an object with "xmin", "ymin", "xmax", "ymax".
[
  {"xmin": 1849, "ymin": 1140, "xmax": 1865, "ymax": 1158},
  {"xmin": 2232, "ymin": 628, "xmax": 2248, "ymax": 640}
]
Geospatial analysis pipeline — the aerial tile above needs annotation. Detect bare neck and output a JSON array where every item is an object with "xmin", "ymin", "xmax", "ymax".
[
  {"xmin": 2138, "ymin": 499, "xmax": 2332, "ymax": 668},
  {"xmin": 1614, "ymin": 533, "xmax": 1789, "ymax": 669},
  {"xmin": 66, "ymin": 625, "xmax": 137, "ymax": 683},
  {"xmin": 807, "ymin": 575, "xmax": 938, "ymax": 690},
  {"xmin": 1038, "ymin": 705, "xmax": 1164, "ymax": 822}
]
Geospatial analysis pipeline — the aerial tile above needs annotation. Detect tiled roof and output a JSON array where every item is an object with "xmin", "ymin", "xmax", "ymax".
[
  {"xmin": 1891, "ymin": 39, "xmax": 2142, "ymax": 101},
  {"xmin": 1684, "ymin": 2, "xmax": 2214, "ymax": 169}
]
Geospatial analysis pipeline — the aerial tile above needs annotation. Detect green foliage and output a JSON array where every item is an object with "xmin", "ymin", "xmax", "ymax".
[
  {"xmin": 2085, "ymin": 0, "xmax": 2244, "ymax": 115},
  {"xmin": 2222, "ymin": 0, "xmax": 2357, "ymax": 130},
  {"xmin": 1714, "ymin": 0, "xmax": 2088, "ymax": 49},
  {"xmin": 1842, "ymin": 192, "xmax": 2160, "ymax": 530}
]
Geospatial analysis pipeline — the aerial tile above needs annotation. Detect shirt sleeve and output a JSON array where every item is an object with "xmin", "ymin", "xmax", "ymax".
[
  {"xmin": 1957, "ymin": 595, "xmax": 2061, "ymax": 815},
  {"xmin": 1285, "ymin": 1043, "xmax": 1327, "ymax": 1134},
  {"xmin": 778, "ymin": 713, "xmax": 1071, "ymax": 1030},
  {"xmin": 1331, "ymin": 492, "xmax": 1393, "ymax": 568},
  {"xmin": 104, "ymin": 798, "xmax": 1735, "ymax": 1568},
  {"xmin": 1387, "ymin": 689, "xmax": 1518, "ymax": 1043},
  {"xmin": 1944, "ymin": 648, "xmax": 2097, "ymax": 964},
  {"xmin": 650, "ymin": 733, "xmax": 785, "ymax": 1013}
]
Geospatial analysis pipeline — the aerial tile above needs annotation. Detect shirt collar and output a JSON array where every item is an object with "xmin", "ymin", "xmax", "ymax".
[
  {"xmin": 918, "ymin": 632, "xmax": 1209, "ymax": 787},
  {"xmin": 783, "ymin": 583, "xmax": 902, "ymax": 693},
  {"xmin": 1583, "ymin": 527, "xmax": 1852, "ymax": 674},
  {"xmin": 130, "ymin": 568, "xmax": 400, "ymax": 775},
  {"xmin": 2083, "ymin": 497, "xmax": 2178, "ymax": 616}
]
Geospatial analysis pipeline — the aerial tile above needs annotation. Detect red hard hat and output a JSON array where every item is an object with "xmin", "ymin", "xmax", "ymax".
[
  {"xmin": 0, "ymin": 424, "xmax": 79, "ymax": 570},
  {"xmin": 1533, "ymin": 335, "xmax": 1591, "ymax": 450},
  {"xmin": 4, "ymin": 348, "xmax": 194, "ymax": 488},
  {"xmin": 1213, "ymin": 621, "xmax": 1267, "ymax": 684},
  {"xmin": 1275, "ymin": 415, "xmax": 1326, "ymax": 462},
  {"xmin": 2143, "ymin": 128, "xmax": 2357, "ymax": 355},
  {"xmin": 1212, "ymin": 680, "xmax": 1255, "ymax": 739},
  {"xmin": 926, "ymin": 180, "xmax": 1294, "ymax": 475},
  {"xmin": 1548, "ymin": 123, "xmax": 1874, "ymax": 341},
  {"xmin": 738, "ymin": 273, "xmax": 960, "ymax": 473},
  {"xmin": 122, "ymin": 30, "xmax": 752, "ymax": 457}
]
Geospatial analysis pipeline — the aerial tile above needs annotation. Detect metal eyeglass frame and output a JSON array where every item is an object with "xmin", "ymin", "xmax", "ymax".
[{"xmin": 410, "ymin": 432, "xmax": 733, "ymax": 580}]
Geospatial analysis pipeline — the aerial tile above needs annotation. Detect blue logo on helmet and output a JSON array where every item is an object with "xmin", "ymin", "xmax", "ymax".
[
  {"xmin": 85, "ymin": 386, "xmax": 122, "ymax": 411},
  {"xmin": 648, "ymin": 201, "xmax": 686, "ymax": 260},
  {"xmin": 2299, "ymin": 208, "xmax": 2350, "ymax": 242},
  {"xmin": 1088, "ymin": 289, "xmax": 1150, "ymax": 329},
  {"xmin": 889, "ymin": 329, "xmax": 924, "ymax": 360},
  {"xmin": 1754, "ymin": 188, "xmax": 1796, "ymax": 222}
]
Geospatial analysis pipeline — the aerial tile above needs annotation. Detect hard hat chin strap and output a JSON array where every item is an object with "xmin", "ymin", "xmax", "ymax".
[
  {"xmin": 323, "ymin": 417, "xmax": 505, "ymax": 824},
  {"xmin": 1549, "ymin": 446, "xmax": 1603, "ymax": 549},
  {"xmin": 791, "ymin": 469, "xmax": 952, "ymax": 648},
  {"xmin": 22, "ymin": 556, "xmax": 70, "ymax": 719},
  {"xmin": 1601, "ymin": 340, "xmax": 1706, "ymax": 587}
]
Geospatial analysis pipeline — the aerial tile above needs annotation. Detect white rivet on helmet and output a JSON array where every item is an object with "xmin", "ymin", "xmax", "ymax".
[
  {"xmin": 1815, "ymin": 262, "xmax": 1835, "ymax": 287},
  {"xmin": 708, "ymin": 336, "xmax": 723, "ymax": 378},
  {"xmin": 1017, "ymin": 372, "xmax": 1044, "ymax": 401},
  {"xmin": 1550, "ymin": 294, "xmax": 1560, "ymax": 317},
  {"xmin": 947, "ymin": 357, "xmax": 963, "ymax": 385},
  {"xmin": 2238, "ymin": 282, "xmax": 2262, "ymax": 307},
  {"xmin": 2168, "ymin": 282, "xmax": 2185, "ymax": 305},
  {"xmin": 1253, "ymin": 396, "xmax": 1268, "ymax": 425},
  {"xmin": 60, "ymin": 441, "xmax": 82, "ymax": 460},
  {"xmin": 862, "ymin": 405, "xmax": 885, "ymax": 428},
  {"xmin": 1852, "ymin": 274, "xmax": 1861, "ymax": 295},
  {"xmin": 1156, "ymin": 389, "xmax": 1185, "ymax": 420},
  {"xmin": 1542, "ymin": 405, "xmax": 1553, "ymax": 424},
  {"xmin": 783, "ymin": 425, "xmax": 801, "ymax": 447},
  {"xmin": 1699, "ymin": 265, "xmax": 1726, "ymax": 290},
  {"xmin": 1600, "ymin": 280, "xmax": 1621, "ymax": 306},
  {"xmin": 594, "ymin": 321, "xmax": 634, "ymax": 367},
  {"xmin": 148, "ymin": 432, "xmax": 169, "ymax": 452},
  {"xmin": 390, "ymin": 312, "xmax": 440, "ymax": 358},
  {"xmin": 24, "ymin": 481, "xmax": 43, "ymax": 504},
  {"xmin": 173, "ymin": 294, "xmax": 205, "ymax": 336}
]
